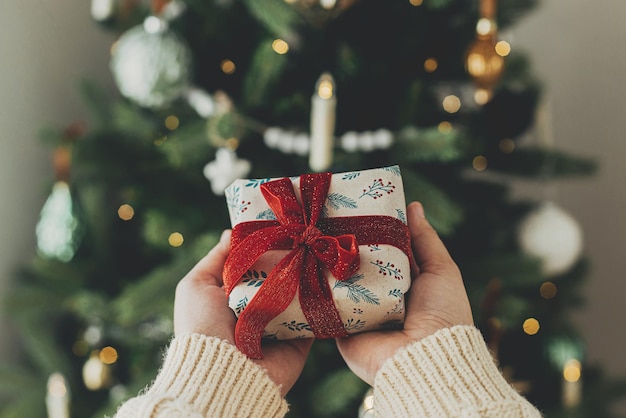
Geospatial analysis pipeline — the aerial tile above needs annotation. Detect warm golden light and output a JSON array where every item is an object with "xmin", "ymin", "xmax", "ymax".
[
  {"xmin": 499, "ymin": 138, "xmax": 515, "ymax": 154},
  {"xmin": 442, "ymin": 95, "xmax": 461, "ymax": 113},
  {"xmin": 169, "ymin": 232, "xmax": 184, "ymax": 247},
  {"xmin": 563, "ymin": 359, "xmax": 582, "ymax": 382},
  {"xmin": 540, "ymin": 281, "xmax": 558, "ymax": 299},
  {"xmin": 476, "ymin": 17, "xmax": 497, "ymax": 37},
  {"xmin": 318, "ymin": 80, "xmax": 334, "ymax": 99},
  {"xmin": 409, "ymin": 0, "xmax": 423, "ymax": 6},
  {"xmin": 474, "ymin": 88, "xmax": 491, "ymax": 105},
  {"xmin": 220, "ymin": 59, "xmax": 236, "ymax": 74},
  {"xmin": 272, "ymin": 39, "xmax": 289, "ymax": 55},
  {"xmin": 472, "ymin": 155, "xmax": 488, "ymax": 171},
  {"xmin": 424, "ymin": 57, "xmax": 438, "ymax": 72},
  {"xmin": 164, "ymin": 115, "xmax": 180, "ymax": 131},
  {"xmin": 99, "ymin": 346, "xmax": 119, "ymax": 365},
  {"xmin": 118, "ymin": 204, "xmax": 135, "ymax": 221},
  {"xmin": 438, "ymin": 121, "xmax": 452, "ymax": 133},
  {"xmin": 466, "ymin": 39, "xmax": 504, "ymax": 88},
  {"xmin": 495, "ymin": 40, "xmax": 511, "ymax": 57},
  {"xmin": 523, "ymin": 318, "xmax": 540, "ymax": 335}
]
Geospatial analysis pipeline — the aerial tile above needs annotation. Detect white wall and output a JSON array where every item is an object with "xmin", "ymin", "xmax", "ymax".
[
  {"xmin": 1, "ymin": 0, "xmax": 625, "ymax": 395},
  {"xmin": 514, "ymin": 0, "xmax": 626, "ymax": 384},
  {"xmin": 0, "ymin": 1, "xmax": 113, "ymax": 358}
]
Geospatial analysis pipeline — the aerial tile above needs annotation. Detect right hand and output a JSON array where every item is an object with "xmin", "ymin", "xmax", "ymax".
[{"xmin": 335, "ymin": 201, "xmax": 474, "ymax": 386}]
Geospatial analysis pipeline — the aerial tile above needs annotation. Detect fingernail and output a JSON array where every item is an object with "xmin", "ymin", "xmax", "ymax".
[
  {"xmin": 220, "ymin": 229, "xmax": 232, "ymax": 243},
  {"xmin": 414, "ymin": 202, "xmax": 425, "ymax": 218}
]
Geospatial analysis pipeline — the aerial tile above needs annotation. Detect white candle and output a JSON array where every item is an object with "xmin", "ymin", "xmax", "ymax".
[
  {"xmin": 46, "ymin": 373, "xmax": 70, "ymax": 418},
  {"xmin": 562, "ymin": 359, "xmax": 582, "ymax": 408},
  {"xmin": 309, "ymin": 72, "xmax": 336, "ymax": 172}
]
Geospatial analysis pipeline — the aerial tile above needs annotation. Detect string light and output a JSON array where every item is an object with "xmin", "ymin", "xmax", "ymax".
[
  {"xmin": 474, "ymin": 88, "xmax": 491, "ymax": 105},
  {"xmin": 540, "ymin": 281, "xmax": 558, "ymax": 299},
  {"xmin": 472, "ymin": 155, "xmax": 488, "ymax": 171},
  {"xmin": 164, "ymin": 115, "xmax": 180, "ymax": 130},
  {"xmin": 220, "ymin": 59, "xmax": 236, "ymax": 74},
  {"xmin": 423, "ymin": 57, "xmax": 438, "ymax": 72},
  {"xmin": 495, "ymin": 40, "xmax": 511, "ymax": 57},
  {"xmin": 438, "ymin": 121, "xmax": 452, "ymax": 133},
  {"xmin": 442, "ymin": 95, "xmax": 461, "ymax": 113},
  {"xmin": 99, "ymin": 346, "xmax": 118, "ymax": 365},
  {"xmin": 523, "ymin": 317, "xmax": 540, "ymax": 335},
  {"xmin": 118, "ymin": 204, "xmax": 135, "ymax": 221},
  {"xmin": 563, "ymin": 359, "xmax": 582, "ymax": 382},
  {"xmin": 272, "ymin": 39, "xmax": 289, "ymax": 55},
  {"xmin": 476, "ymin": 17, "xmax": 497, "ymax": 37},
  {"xmin": 168, "ymin": 232, "xmax": 184, "ymax": 247},
  {"xmin": 409, "ymin": 0, "xmax": 423, "ymax": 6}
]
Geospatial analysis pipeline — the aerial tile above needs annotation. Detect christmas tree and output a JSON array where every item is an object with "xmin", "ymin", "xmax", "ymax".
[{"xmin": 2, "ymin": 0, "xmax": 626, "ymax": 417}]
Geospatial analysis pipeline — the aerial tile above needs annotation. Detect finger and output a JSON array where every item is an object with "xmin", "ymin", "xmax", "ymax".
[
  {"xmin": 407, "ymin": 202, "xmax": 457, "ymax": 274},
  {"xmin": 184, "ymin": 229, "xmax": 232, "ymax": 287}
]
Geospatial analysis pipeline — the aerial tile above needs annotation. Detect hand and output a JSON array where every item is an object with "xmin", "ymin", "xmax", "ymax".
[
  {"xmin": 336, "ymin": 202, "xmax": 474, "ymax": 386},
  {"xmin": 174, "ymin": 230, "xmax": 313, "ymax": 396}
]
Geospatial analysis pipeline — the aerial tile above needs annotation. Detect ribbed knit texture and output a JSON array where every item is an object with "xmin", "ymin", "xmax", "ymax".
[
  {"xmin": 114, "ymin": 326, "xmax": 541, "ymax": 417},
  {"xmin": 373, "ymin": 325, "xmax": 542, "ymax": 417},
  {"xmin": 113, "ymin": 334, "xmax": 288, "ymax": 418}
]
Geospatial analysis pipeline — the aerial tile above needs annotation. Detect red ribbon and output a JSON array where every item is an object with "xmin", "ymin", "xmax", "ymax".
[{"xmin": 224, "ymin": 172, "xmax": 412, "ymax": 359}]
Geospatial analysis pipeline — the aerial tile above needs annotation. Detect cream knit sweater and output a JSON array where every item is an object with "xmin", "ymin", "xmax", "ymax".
[{"xmin": 114, "ymin": 325, "xmax": 540, "ymax": 417}]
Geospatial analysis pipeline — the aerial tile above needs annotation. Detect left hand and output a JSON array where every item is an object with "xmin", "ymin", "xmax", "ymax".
[{"xmin": 174, "ymin": 230, "xmax": 313, "ymax": 396}]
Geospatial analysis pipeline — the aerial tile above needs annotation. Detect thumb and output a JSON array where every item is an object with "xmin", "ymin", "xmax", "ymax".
[{"xmin": 407, "ymin": 202, "xmax": 458, "ymax": 275}]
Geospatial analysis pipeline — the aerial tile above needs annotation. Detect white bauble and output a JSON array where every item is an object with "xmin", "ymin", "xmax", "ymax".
[
  {"xmin": 110, "ymin": 17, "xmax": 192, "ymax": 108},
  {"xmin": 518, "ymin": 202, "xmax": 583, "ymax": 276},
  {"xmin": 340, "ymin": 131, "xmax": 359, "ymax": 152}
]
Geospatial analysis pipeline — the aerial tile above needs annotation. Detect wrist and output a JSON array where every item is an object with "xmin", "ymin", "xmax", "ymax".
[{"xmin": 148, "ymin": 334, "xmax": 288, "ymax": 417}]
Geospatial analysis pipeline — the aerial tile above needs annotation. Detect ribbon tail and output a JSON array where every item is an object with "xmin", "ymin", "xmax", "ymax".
[
  {"xmin": 235, "ymin": 247, "xmax": 305, "ymax": 358},
  {"xmin": 299, "ymin": 251, "xmax": 348, "ymax": 339}
]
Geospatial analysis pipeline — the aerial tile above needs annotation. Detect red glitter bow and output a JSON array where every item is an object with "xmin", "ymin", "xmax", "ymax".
[{"xmin": 224, "ymin": 172, "xmax": 412, "ymax": 359}]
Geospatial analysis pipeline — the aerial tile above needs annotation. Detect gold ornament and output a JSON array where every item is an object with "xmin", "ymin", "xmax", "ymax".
[
  {"xmin": 465, "ymin": 0, "xmax": 504, "ymax": 96},
  {"xmin": 465, "ymin": 36, "xmax": 504, "ymax": 90}
]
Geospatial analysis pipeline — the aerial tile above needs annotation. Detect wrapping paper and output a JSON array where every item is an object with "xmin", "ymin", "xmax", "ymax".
[{"xmin": 224, "ymin": 165, "xmax": 411, "ymax": 341}]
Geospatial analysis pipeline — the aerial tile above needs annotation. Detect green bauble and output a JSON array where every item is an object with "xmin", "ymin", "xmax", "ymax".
[{"xmin": 110, "ymin": 17, "xmax": 192, "ymax": 108}]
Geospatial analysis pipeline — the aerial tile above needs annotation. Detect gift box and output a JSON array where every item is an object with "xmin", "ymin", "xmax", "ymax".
[{"xmin": 223, "ymin": 165, "xmax": 412, "ymax": 358}]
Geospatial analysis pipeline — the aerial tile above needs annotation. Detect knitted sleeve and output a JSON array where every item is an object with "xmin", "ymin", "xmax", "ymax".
[
  {"xmin": 373, "ymin": 325, "xmax": 542, "ymax": 417},
  {"xmin": 113, "ymin": 334, "xmax": 288, "ymax": 418}
]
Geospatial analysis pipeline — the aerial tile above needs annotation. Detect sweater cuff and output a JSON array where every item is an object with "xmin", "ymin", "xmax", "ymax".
[
  {"xmin": 146, "ymin": 334, "xmax": 288, "ymax": 417},
  {"xmin": 373, "ymin": 325, "xmax": 540, "ymax": 417}
]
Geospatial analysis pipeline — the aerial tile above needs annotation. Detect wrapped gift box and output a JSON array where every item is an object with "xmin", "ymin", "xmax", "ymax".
[{"xmin": 224, "ymin": 165, "xmax": 412, "ymax": 357}]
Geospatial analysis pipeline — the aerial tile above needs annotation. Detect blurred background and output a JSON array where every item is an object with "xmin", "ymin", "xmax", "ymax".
[{"xmin": 1, "ymin": 0, "xmax": 625, "ymax": 416}]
